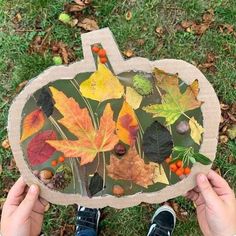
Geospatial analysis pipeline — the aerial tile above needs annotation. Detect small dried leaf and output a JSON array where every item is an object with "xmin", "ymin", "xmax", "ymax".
[
  {"xmin": 125, "ymin": 11, "xmax": 132, "ymax": 21},
  {"xmin": 89, "ymin": 172, "xmax": 103, "ymax": 196},
  {"xmin": 125, "ymin": 86, "xmax": 142, "ymax": 110},
  {"xmin": 78, "ymin": 18, "xmax": 99, "ymax": 31},
  {"xmin": 189, "ymin": 117, "xmax": 204, "ymax": 145},
  {"xmin": 1, "ymin": 139, "xmax": 10, "ymax": 149},
  {"xmin": 155, "ymin": 26, "xmax": 164, "ymax": 35},
  {"xmin": 123, "ymin": 49, "xmax": 134, "ymax": 58},
  {"xmin": 219, "ymin": 135, "xmax": 228, "ymax": 144},
  {"xmin": 21, "ymin": 109, "xmax": 46, "ymax": 142}
]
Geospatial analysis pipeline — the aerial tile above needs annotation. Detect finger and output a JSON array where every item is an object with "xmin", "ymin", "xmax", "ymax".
[
  {"xmin": 207, "ymin": 170, "xmax": 234, "ymax": 196},
  {"xmin": 5, "ymin": 177, "xmax": 27, "ymax": 206},
  {"xmin": 197, "ymin": 173, "xmax": 222, "ymax": 208},
  {"xmin": 16, "ymin": 184, "xmax": 40, "ymax": 220}
]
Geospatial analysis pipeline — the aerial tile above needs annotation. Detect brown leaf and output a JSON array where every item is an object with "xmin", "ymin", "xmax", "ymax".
[
  {"xmin": 125, "ymin": 11, "xmax": 132, "ymax": 21},
  {"xmin": 78, "ymin": 18, "xmax": 99, "ymax": 31},
  {"xmin": 1, "ymin": 139, "xmax": 10, "ymax": 149},
  {"xmin": 202, "ymin": 9, "xmax": 214, "ymax": 24},
  {"xmin": 123, "ymin": 49, "xmax": 134, "ymax": 58},
  {"xmin": 16, "ymin": 80, "xmax": 28, "ymax": 93},
  {"xmin": 169, "ymin": 200, "xmax": 188, "ymax": 221},
  {"xmin": 107, "ymin": 146, "xmax": 155, "ymax": 188},
  {"xmin": 136, "ymin": 39, "xmax": 145, "ymax": 46},
  {"xmin": 12, "ymin": 13, "xmax": 22, "ymax": 24},
  {"xmin": 180, "ymin": 20, "xmax": 194, "ymax": 29},
  {"xmin": 7, "ymin": 159, "xmax": 16, "ymax": 170},
  {"xmin": 219, "ymin": 135, "xmax": 228, "ymax": 144},
  {"xmin": 155, "ymin": 26, "xmax": 164, "ymax": 36},
  {"xmin": 191, "ymin": 23, "xmax": 209, "ymax": 35}
]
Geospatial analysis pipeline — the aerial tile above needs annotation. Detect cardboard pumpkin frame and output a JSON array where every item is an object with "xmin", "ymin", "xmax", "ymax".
[{"xmin": 8, "ymin": 28, "xmax": 221, "ymax": 208}]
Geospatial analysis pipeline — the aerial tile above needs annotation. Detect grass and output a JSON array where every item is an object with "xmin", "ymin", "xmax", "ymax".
[{"xmin": 0, "ymin": 0, "xmax": 236, "ymax": 235}]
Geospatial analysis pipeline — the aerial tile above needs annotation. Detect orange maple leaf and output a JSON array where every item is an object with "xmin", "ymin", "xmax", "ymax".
[
  {"xmin": 106, "ymin": 146, "xmax": 155, "ymax": 188},
  {"xmin": 46, "ymin": 87, "xmax": 119, "ymax": 165}
]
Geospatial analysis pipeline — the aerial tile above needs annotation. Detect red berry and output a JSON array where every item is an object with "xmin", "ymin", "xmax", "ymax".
[
  {"xmin": 98, "ymin": 49, "xmax": 106, "ymax": 57},
  {"xmin": 165, "ymin": 156, "xmax": 172, "ymax": 164},
  {"xmin": 184, "ymin": 167, "xmax": 191, "ymax": 175},
  {"xmin": 51, "ymin": 160, "xmax": 57, "ymax": 167},
  {"xmin": 58, "ymin": 156, "xmax": 65, "ymax": 163},
  {"xmin": 100, "ymin": 57, "xmax": 108, "ymax": 64},
  {"xmin": 176, "ymin": 160, "xmax": 183, "ymax": 168},
  {"xmin": 170, "ymin": 163, "xmax": 177, "ymax": 172},
  {"xmin": 92, "ymin": 46, "xmax": 100, "ymax": 53},
  {"xmin": 176, "ymin": 167, "xmax": 184, "ymax": 176}
]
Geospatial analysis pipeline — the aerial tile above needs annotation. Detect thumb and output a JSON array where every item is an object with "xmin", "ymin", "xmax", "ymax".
[
  {"xmin": 197, "ymin": 173, "xmax": 222, "ymax": 208},
  {"xmin": 16, "ymin": 184, "xmax": 39, "ymax": 220}
]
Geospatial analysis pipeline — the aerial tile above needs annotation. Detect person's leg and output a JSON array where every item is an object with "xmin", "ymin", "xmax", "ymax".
[
  {"xmin": 75, "ymin": 206, "xmax": 100, "ymax": 236},
  {"xmin": 147, "ymin": 205, "xmax": 176, "ymax": 236}
]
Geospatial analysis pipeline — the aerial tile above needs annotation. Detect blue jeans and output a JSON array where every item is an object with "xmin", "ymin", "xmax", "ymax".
[{"xmin": 76, "ymin": 229, "xmax": 96, "ymax": 236}]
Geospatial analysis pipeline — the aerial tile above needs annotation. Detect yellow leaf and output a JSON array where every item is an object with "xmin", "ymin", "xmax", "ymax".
[
  {"xmin": 80, "ymin": 62, "xmax": 124, "ymax": 102},
  {"xmin": 21, "ymin": 109, "xmax": 45, "ymax": 142},
  {"xmin": 125, "ymin": 86, "xmax": 142, "ymax": 110},
  {"xmin": 151, "ymin": 163, "xmax": 169, "ymax": 185},
  {"xmin": 189, "ymin": 117, "xmax": 204, "ymax": 145},
  {"xmin": 116, "ymin": 101, "xmax": 139, "ymax": 145}
]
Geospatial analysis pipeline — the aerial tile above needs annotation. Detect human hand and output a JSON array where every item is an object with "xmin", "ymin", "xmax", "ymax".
[
  {"xmin": 0, "ymin": 177, "xmax": 48, "ymax": 236},
  {"xmin": 186, "ymin": 170, "xmax": 236, "ymax": 236}
]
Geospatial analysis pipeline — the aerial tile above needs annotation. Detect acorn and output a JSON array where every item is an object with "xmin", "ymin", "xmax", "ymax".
[
  {"xmin": 114, "ymin": 143, "xmax": 126, "ymax": 156},
  {"xmin": 112, "ymin": 185, "xmax": 125, "ymax": 197},
  {"xmin": 39, "ymin": 169, "xmax": 53, "ymax": 180},
  {"xmin": 176, "ymin": 120, "xmax": 190, "ymax": 134}
]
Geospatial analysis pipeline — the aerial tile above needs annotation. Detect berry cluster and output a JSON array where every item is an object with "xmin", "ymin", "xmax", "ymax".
[
  {"xmin": 51, "ymin": 156, "xmax": 65, "ymax": 167},
  {"xmin": 165, "ymin": 157, "xmax": 191, "ymax": 177},
  {"xmin": 92, "ymin": 45, "xmax": 108, "ymax": 64}
]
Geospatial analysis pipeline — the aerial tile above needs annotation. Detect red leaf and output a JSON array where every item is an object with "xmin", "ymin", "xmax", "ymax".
[{"xmin": 27, "ymin": 130, "xmax": 57, "ymax": 166}]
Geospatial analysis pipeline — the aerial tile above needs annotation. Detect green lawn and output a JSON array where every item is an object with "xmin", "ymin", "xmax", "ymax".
[{"xmin": 0, "ymin": 0, "xmax": 236, "ymax": 235}]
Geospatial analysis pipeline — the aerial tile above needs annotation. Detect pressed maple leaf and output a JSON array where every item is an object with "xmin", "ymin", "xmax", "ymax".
[
  {"xmin": 143, "ymin": 68, "xmax": 203, "ymax": 125},
  {"xmin": 116, "ymin": 101, "xmax": 139, "ymax": 145},
  {"xmin": 80, "ymin": 61, "xmax": 124, "ymax": 102},
  {"xmin": 21, "ymin": 108, "xmax": 45, "ymax": 142},
  {"xmin": 27, "ymin": 130, "xmax": 57, "ymax": 167},
  {"xmin": 107, "ymin": 146, "xmax": 155, "ymax": 188},
  {"xmin": 46, "ymin": 88, "xmax": 119, "ymax": 165}
]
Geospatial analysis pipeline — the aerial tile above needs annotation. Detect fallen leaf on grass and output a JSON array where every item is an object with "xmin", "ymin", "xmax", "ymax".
[
  {"xmin": 169, "ymin": 200, "xmax": 189, "ymax": 221},
  {"xmin": 107, "ymin": 146, "xmax": 155, "ymax": 188},
  {"xmin": 125, "ymin": 11, "xmax": 132, "ymax": 21},
  {"xmin": 21, "ymin": 109, "xmax": 45, "ymax": 142},
  {"xmin": 116, "ymin": 101, "xmax": 139, "ymax": 145},
  {"xmin": 219, "ymin": 24, "xmax": 234, "ymax": 34},
  {"xmin": 80, "ymin": 61, "xmax": 124, "ymax": 102},
  {"xmin": 47, "ymin": 88, "xmax": 119, "ymax": 165},
  {"xmin": 143, "ymin": 68, "xmax": 203, "ymax": 125},
  {"xmin": 189, "ymin": 117, "xmax": 204, "ymax": 145},
  {"xmin": 7, "ymin": 159, "xmax": 16, "ymax": 170},
  {"xmin": 227, "ymin": 125, "xmax": 236, "ymax": 140},
  {"xmin": 155, "ymin": 26, "xmax": 164, "ymax": 36},
  {"xmin": 16, "ymin": 80, "xmax": 28, "ymax": 93},
  {"xmin": 78, "ymin": 18, "xmax": 99, "ymax": 31},
  {"xmin": 125, "ymin": 86, "xmax": 142, "ymax": 110},
  {"xmin": 27, "ymin": 130, "xmax": 57, "ymax": 167},
  {"xmin": 1, "ymin": 138, "xmax": 10, "ymax": 149},
  {"xmin": 123, "ymin": 49, "xmax": 134, "ymax": 58}
]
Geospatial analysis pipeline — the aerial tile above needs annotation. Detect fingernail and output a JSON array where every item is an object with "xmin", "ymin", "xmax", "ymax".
[
  {"xmin": 29, "ymin": 184, "xmax": 38, "ymax": 194},
  {"xmin": 199, "ymin": 174, "xmax": 207, "ymax": 183}
]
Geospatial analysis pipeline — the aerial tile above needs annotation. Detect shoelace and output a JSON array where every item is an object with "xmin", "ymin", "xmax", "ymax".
[{"xmin": 151, "ymin": 223, "xmax": 172, "ymax": 236}]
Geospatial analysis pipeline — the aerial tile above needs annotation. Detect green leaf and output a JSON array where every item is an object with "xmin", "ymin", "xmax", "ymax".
[
  {"xmin": 88, "ymin": 172, "xmax": 103, "ymax": 197},
  {"xmin": 193, "ymin": 153, "xmax": 212, "ymax": 165},
  {"xmin": 143, "ymin": 69, "xmax": 203, "ymax": 125},
  {"xmin": 143, "ymin": 121, "xmax": 173, "ymax": 164},
  {"xmin": 173, "ymin": 146, "xmax": 189, "ymax": 152}
]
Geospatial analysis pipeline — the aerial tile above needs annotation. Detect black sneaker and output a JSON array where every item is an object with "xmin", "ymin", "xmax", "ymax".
[
  {"xmin": 147, "ymin": 205, "xmax": 176, "ymax": 236},
  {"xmin": 76, "ymin": 206, "xmax": 101, "ymax": 235}
]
